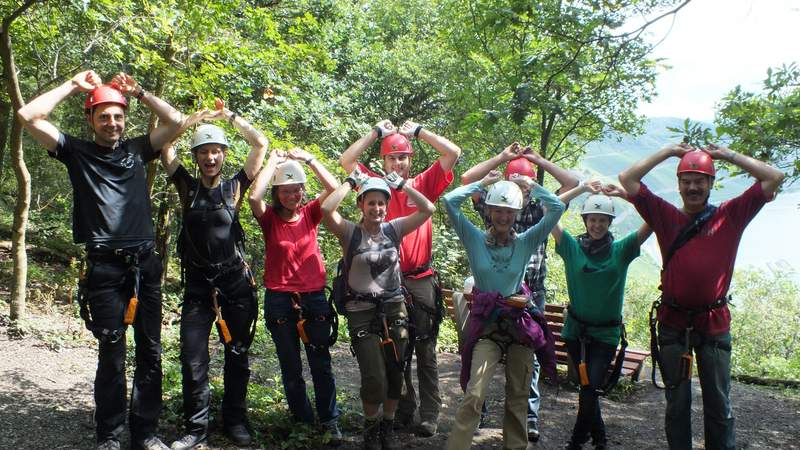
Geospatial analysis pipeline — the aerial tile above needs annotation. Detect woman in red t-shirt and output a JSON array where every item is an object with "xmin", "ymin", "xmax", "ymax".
[{"xmin": 248, "ymin": 148, "xmax": 341, "ymax": 441}]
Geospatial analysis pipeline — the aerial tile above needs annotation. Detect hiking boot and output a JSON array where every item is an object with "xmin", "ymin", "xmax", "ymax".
[
  {"xmin": 478, "ymin": 409, "xmax": 489, "ymax": 429},
  {"xmin": 224, "ymin": 423, "xmax": 252, "ymax": 446},
  {"xmin": 417, "ymin": 420, "xmax": 437, "ymax": 437},
  {"xmin": 393, "ymin": 411, "xmax": 414, "ymax": 430},
  {"xmin": 527, "ymin": 421, "xmax": 540, "ymax": 442},
  {"xmin": 323, "ymin": 421, "xmax": 343, "ymax": 446},
  {"xmin": 565, "ymin": 441, "xmax": 583, "ymax": 450},
  {"xmin": 96, "ymin": 440, "xmax": 120, "ymax": 450},
  {"xmin": 380, "ymin": 419, "xmax": 400, "ymax": 450},
  {"xmin": 363, "ymin": 418, "xmax": 381, "ymax": 450},
  {"xmin": 132, "ymin": 436, "xmax": 170, "ymax": 450},
  {"xmin": 170, "ymin": 433, "xmax": 207, "ymax": 450}
]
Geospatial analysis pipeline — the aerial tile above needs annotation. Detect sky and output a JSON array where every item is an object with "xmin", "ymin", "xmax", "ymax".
[
  {"xmin": 636, "ymin": 0, "xmax": 800, "ymax": 122},
  {"xmin": 627, "ymin": 0, "xmax": 800, "ymax": 280}
]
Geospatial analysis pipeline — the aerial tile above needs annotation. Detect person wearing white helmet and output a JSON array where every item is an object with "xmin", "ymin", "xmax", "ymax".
[
  {"xmin": 247, "ymin": 148, "xmax": 341, "ymax": 442},
  {"xmin": 340, "ymin": 119, "xmax": 460, "ymax": 437},
  {"xmin": 442, "ymin": 170, "xmax": 564, "ymax": 450},
  {"xmin": 18, "ymin": 70, "xmax": 186, "ymax": 450},
  {"xmin": 321, "ymin": 168, "xmax": 435, "ymax": 450},
  {"xmin": 549, "ymin": 181, "xmax": 651, "ymax": 450},
  {"xmin": 461, "ymin": 142, "xmax": 579, "ymax": 439},
  {"xmin": 160, "ymin": 99, "xmax": 267, "ymax": 449}
]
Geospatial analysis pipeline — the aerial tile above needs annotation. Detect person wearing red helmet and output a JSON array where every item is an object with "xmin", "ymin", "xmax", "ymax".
[
  {"xmin": 619, "ymin": 143, "xmax": 784, "ymax": 450},
  {"xmin": 18, "ymin": 70, "xmax": 185, "ymax": 450},
  {"xmin": 461, "ymin": 141, "xmax": 579, "ymax": 441},
  {"xmin": 340, "ymin": 119, "xmax": 460, "ymax": 437}
]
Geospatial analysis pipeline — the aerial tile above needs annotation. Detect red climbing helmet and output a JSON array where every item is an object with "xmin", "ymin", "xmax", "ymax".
[
  {"xmin": 677, "ymin": 150, "xmax": 715, "ymax": 177},
  {"xmin": 84, "ymin": 85, "xmax": 127, "ymax": 112},
  {"xmin": 380, "ymin": 134, "xmax": 413, "ymax": 157},
  {"xmin": 504, "ymin": 157, "xmax": 536, "ymax": 179}
]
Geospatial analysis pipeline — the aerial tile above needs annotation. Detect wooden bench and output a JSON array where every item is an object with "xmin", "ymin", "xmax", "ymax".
[{"xmin": 441, "ymin": 289, "xmax": 650, "ymax": 382}]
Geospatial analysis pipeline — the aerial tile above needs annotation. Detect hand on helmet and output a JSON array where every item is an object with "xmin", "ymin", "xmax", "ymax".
[
  {"xmin": 374, "ymin": 119, "xmax": 396, "ymax": 138},
  {"xmin": 72, "ymin": 70, "xmax": 102, "ymax": 92},
  {"xmin": 399, "ymin": 120, "xmax": 423, "ymax": 138},
  {"xmin": 110, "ymin": 73, "xmax": 139, "ymax": 96},
  {"xmin": 500, "ymin": 142, "xmax": 522, "ymax": 162}
]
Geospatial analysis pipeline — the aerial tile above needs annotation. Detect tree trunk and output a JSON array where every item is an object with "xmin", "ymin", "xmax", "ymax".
[
  {"xmin": 0, "ymin": 95, "xmax": 11, "ymax": 181},
  {"xmin": 2, "ymin": 0, "xmax": 39, "ymax": 321},
  {"xmin": 8, "ymin": 117, "xmax": 29, "ymax": 320},
  {"xmin": 155, "ymin": 195, "xmax": 174, "ymax": 286}
]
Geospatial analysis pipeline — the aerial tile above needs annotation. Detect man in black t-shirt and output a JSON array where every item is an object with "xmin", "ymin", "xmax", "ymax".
[{"xmin": 18, "ymin": 70, "xmax": 184, "ymax": 450}]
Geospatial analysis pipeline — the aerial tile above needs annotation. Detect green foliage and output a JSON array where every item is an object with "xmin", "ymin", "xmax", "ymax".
[
  {"xmin": 728, "ymin": 268, "xmax": 800, "ymax": 381},
  {"xmin": 715, "ymin": 63, "xmax": 800, "ymax": 183},
  {"xmin": 667, "ymin": 117, "xmax": 714, "ymax": 147}
]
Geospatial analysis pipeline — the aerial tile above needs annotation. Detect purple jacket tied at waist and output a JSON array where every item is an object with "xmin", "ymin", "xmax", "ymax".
[{"xmin": 459, "ymin": 288, "xmax": 556, "ymax": 390}]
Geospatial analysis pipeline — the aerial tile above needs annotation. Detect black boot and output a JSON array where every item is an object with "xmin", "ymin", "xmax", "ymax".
[
  {"xmin": 380, "ymin": 418, "xmax": 400, "ymax": 450},
  {"xmin": 363, "ymin": 418, "xmax": 381, "ymax": 450}
]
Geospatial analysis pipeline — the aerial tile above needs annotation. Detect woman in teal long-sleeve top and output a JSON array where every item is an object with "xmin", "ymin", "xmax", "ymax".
[{"xmin": 443, "ymin": 170, "xmax": 564, "ymax": 450}]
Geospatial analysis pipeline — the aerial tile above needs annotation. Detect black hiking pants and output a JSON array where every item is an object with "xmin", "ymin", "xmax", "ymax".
[
  {"xmin": 179, "ymin": 268, "xmax": 255, "ymax": 436},
  {"xmin": 86, "ymin": 250, "xmax": 163, "ymax": 443},
  {"xmin": 565, "ymin": 338, "xmax": 615, "ymax": 447}
]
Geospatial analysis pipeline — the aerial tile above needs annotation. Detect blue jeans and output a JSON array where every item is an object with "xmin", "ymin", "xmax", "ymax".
[
  {"xmin": 658, "ymin": 324, "xmax": 734, "ymax": 450},
  {"xmin": 264, "ymin": 290, "xmax": 340, "ymax": 424},
  {"xmin": 526, "ymin": 290, "xmax": 546, "ymax": 426}
]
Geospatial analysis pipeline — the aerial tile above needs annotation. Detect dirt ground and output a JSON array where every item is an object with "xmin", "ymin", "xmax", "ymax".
[{"xmin": 1, "ymin": 306, "xmax": 799, "ymax": 450}]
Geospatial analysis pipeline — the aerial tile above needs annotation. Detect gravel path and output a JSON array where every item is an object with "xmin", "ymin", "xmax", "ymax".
[{"xmin": 1, "ymin": 312, "xmax": 799, "ymax": 450}]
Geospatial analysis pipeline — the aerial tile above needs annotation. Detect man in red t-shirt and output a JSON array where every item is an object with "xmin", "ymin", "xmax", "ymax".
[
  {"xmin": 340, "ymin": 119, "xmax": 460, "ymax": 436},
  {"xmin": 619, "ymin": 143, "xmax": 784, "ymax": 450}
]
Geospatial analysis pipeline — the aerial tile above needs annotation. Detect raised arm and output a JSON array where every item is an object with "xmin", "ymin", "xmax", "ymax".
[
  {"xmin": 340, "ymin": 119, "xmax": 395, "ymax": 172},
  {"xmin": 208, "ymin": 98, "xmax": 269, "ymax": 179},
  {"xmin": 159, "ymin": 109, "xmax": 214, "ymax": 177},
  {"xmin": 636, "ymin": 222, "xmax": 653, "ymax": 245},
  {"xmin": 704, "ymin": 144, "xmax": 785, "ymax": 199},
  {"xmin": 287, "ymin": 148, "xmax": 339, "ymax": 201},
  {"xmin": 520, "ymin": 183, "xmax": 565, "ymax": 251},
  {"xmin": 399, "ymin": 120, "xmax": 461, "ymax": 172},
  {"xmin": 248, "ymin": 150, "xmax": 286, "ymax": 219},
  {"xmin": 551, "ymin": 180, "xmax": 599, "ymax": 244},
  {"xmin": 111, "ymin": 73, "xmax": 184, "ymax": 151},
  {"xmin": 17, "ymin": 70, "xmax": 101, "ymax": 152},
  {"xmin": 321, "ymin": 168, "xmax": 369, "ymax": 239},
  {"xmin": 522, "ymin": 146, "xmax": 579, "ymax": 191},
  {"xmin": 618, "ymin": 143, "xmax": 690, "ymax": 195},
  {"xmin": 384, "ymin": 172, "xmax": 435, "ymax": 237},
  {"xmin": 461, "ymin": 142, "xmax": 521, "ymax": 184}
]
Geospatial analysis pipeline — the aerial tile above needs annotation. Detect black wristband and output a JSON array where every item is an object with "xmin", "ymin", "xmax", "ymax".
[
  {"xmin": 373, "ymin": 125, "xmax": 382, "ymax": 138},
  {"xmin": 397, "ymin": 179, "xmax": 407, "ymax": 191},
  {"xmin": 414, "ymin": 125, "xmax": 423, "ymax": 138},
  {"xmin": 135, "ymin": 88, "xmax": 146, "ymax": 100},
  {"xmin": 229, "ymin": 112, "xmax": 238, "ymax": 125},
  {"xmin": 345, "ymin": 178, "xmax": 357, "ymax": 190}
]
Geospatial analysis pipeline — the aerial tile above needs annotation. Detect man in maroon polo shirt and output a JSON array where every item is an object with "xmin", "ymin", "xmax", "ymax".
[{"xmin": 618, "ymin": 143, "xmax": 784, "ymax": 450}]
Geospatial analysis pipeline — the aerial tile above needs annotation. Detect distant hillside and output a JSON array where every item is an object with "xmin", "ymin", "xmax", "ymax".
[{"xmin": 578, "ymin": 117, "xmax": 748, "ymax": 281}]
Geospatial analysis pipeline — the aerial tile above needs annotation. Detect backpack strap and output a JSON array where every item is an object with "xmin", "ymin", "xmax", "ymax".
[{"xmin": 661, "ymin": 203, "xmax": 718, "ymax": 271}]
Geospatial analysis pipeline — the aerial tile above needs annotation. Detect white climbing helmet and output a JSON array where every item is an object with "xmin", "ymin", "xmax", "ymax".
[
  {"xmin": 272, "ymin": 160, "xmax": 308, "ymax": 186},
  {"xmin": 357, "ymin": 177, "xmax": 392, "ymax": 200},
  {"xmin": 190, "ymin": 124, "xmax": 229, "ymax": 150},
  {"xmin": 485, "ymin": 180, "xmax": 524, "ymax": 210},
  {"xmin": 581, "ymin": 194, "xmax": 616, "ymax": 218}
]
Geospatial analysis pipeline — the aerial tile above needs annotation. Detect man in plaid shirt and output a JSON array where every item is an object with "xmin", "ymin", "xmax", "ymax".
[{"xmin": 461, "ymin": 142, "xmax": 579, "ymax": 442}]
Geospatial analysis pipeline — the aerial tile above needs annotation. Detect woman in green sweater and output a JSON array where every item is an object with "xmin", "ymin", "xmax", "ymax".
[{"xmin": 554, "ymin": 181, "xmax": 652, "ymax": 450}]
